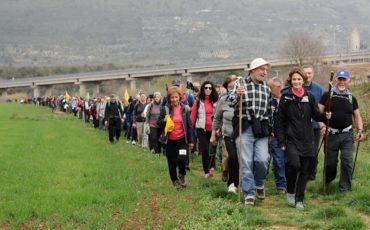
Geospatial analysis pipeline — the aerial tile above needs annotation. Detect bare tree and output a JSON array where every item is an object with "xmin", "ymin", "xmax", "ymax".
[{"xmin": 281, "ymin": 32, "xmax": 324, "ymax": 67}]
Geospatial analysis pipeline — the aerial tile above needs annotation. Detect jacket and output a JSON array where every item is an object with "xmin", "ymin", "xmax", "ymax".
[
  {"xmin": 157, "ymin": 103, "xmax": 194, "ymax": 145},
  {"xmin": 276, "ymin": 87, "xmax": 326, "ymax": 156}
]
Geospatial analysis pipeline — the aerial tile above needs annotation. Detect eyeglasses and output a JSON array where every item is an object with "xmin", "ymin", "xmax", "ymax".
[{"xmin": 204, "ymin": 87, "xmax": 212, "ymax": 90}]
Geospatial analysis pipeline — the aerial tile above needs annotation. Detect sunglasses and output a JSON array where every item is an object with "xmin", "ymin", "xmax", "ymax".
[{"xmin": 204, "ymin": 86, "xmax": 212, "ymax": 90}]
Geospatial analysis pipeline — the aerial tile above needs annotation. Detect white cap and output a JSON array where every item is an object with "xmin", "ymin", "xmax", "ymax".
[{"xmin": 247, "ymin": 58, "xmax": 270, "ymax": 71}]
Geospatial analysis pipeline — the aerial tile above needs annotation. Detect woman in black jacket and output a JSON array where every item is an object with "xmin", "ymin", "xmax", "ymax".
[{"xmin": 276, "ymin": 68, "xmax": 329, "ymax": 209}]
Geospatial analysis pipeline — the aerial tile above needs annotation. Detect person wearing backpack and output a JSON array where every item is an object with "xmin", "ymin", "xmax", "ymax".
[
  {"xmin": 104, "ymin": 95, "xmax": 123, "ymax": 143},
  {"xmin": 319, "ymin": 69, "xmax": 364, "ymax": 193},
  {"xmin": 133, "ymin": 93, "xmax": 147, "ymax": 148},
  {"xmin": 157, "ymin": 86, "xmax": 194, "ymax": 190},
  {"xmin": 146, "ymin": 92, "xmax": 163, "ymax": 155}
]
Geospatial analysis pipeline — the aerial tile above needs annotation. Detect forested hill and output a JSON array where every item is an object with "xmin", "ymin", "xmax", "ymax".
[{"xmin": 0, "ymin": 0, "xmax": 369, "ymax": 67}]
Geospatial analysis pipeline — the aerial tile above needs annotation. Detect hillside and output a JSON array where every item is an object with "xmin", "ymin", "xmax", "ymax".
[{"xmin": 0, "ymin": 0, "xmax": 370, "ymax": 66}]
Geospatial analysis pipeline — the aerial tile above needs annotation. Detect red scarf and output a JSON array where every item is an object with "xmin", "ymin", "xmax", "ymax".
[{"xmin": 292, "ymin": 87, "xmax": 304, "ymax": 98}]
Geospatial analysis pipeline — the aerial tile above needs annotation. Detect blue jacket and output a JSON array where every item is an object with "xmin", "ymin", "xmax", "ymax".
[
  {"xmin": 304, "ymin": 81, "xmax": 325, "ymax": 129},
  {"xmin": 157, "ymin": 103, "xmax": 194, "ymax": 145}
]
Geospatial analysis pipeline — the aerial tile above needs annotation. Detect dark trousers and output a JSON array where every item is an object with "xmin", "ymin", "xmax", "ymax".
[
  {"xmin": 108, "ymin": 118, "xmax": 121, "ymax": 142},
  {"xmin": 197, "ymin": 129, "xmax": 213, "ymax": 173},
  {"xmin": 165, "ymin": 138, "xmax": 187, "ymax": 182},
  {"xmin": 84, "ymin": 110, "xmax": 90, "ymax": 123},
  {"xmin": 224, "ymin": 137, "xmax": 239, "ymax": 187},
  {"xmin": 309, "ymin": 128, "xmax": 321, "ymax": 179},
  {"xmin": 150, "ymin": 127, "xmax": 163, "ymax": 154},
  {"xmin": 325, "ymin": 131, "xmax": 354, "ymax": 192},
  {"xmin": 286, "ymin": 142, "xmax": 315, "ymax": 202},
  {"xmin": 92, "ymin": 116, "xmax": 99, "ymax": 128}
]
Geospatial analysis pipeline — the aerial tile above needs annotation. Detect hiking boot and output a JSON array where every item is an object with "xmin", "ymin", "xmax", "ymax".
[
  {"xmin": 222, "ymin": 171, "xmax": 228, "ymax": 182},
  {"xmin": 179, "ymin": 175, "xmax": 187, "ymax": 188},
  {"xmin": 173, "ymin": 180, "xmax": 182, "ymax": 190},
  {"xmin": 228, "ymin": 183, "xmax": 237, "ymax": 194},
  {"xmin": 244, "ymin": 197, "xmax": 255, "ymax": 206},
  {"xmin": 287, "ymin": 193, "xmax": 295, "ymax": 207},
  {"xmin": 295, "ymin": 201, "xmax": 304, "ymax": 209},
  {"xmin": 255, "ymin": 188, "xmax": 265, "ymax": 200}
]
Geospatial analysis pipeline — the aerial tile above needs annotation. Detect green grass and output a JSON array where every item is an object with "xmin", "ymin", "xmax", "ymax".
[{"xmin": 0, "ymin": 99, "xmax": 369, "ymax": 229}]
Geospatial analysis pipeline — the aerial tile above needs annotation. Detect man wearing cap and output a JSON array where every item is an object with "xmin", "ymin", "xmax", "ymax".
[
  {"xmin": 319, "ymin": 69, "xmax": 364, "ymax": 192},
  {"xmin": 229, "ymin": 58, "xmax": 272, "ymax": 206},
  {"xmin": 302, "ymin": 65, "xmax": 325, "ymax": 180}
]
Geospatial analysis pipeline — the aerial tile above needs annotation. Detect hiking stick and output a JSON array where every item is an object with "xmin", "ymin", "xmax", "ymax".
[
  {"xmin": 237, "ymin": 76, "xmax": 244, "ymax": 203},
  {"xmin": 323, "ymin": 71, "xmax": 334, "ymax": 194},
  {"xmin": 316, "ymin": 137, "xmax": 324, "ymax": 156},
  {"xmin": 352, "ymin": 141, "xmax": 361, "ymax": 177}
]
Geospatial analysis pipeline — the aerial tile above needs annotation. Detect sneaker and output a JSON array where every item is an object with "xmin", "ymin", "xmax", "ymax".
[
  {"xmin": 209, "ymin": 168, "xmax": 214, "ymax": 176},
  {"xmin": 204, "ymin": 173, "xmax": 211, "ymax": 179},
  {"xmin": 131, "ymin": 140, "xmax": 136, "ymax": 145},
  {"xmin": 244, "ymin": 197, "xmax": 255, "ymax": 206},
  {"xmin": 173, "ymin": 180, "xmax": 182, "ymax": 190},
  {"xmin": 126, "ymin": 140, "xmax": 130, "ymax": 144},
  {"xmin": 255, "ymin": 188, "xmax": 265, "ymax": 200},
  {"xmin": 295, "ymin": 201, "xmax": 304, "ymax": 209},
  {"xmin": 179, "ymin": 175, "xmax": 187, "ymax": 188},
  {"xmin": 228, "ymin": 183, "xmax": 237, "ymax": 194},
  {"xmin": 287, "ymin": 193, "xmax": 295, "ymax": 207}
]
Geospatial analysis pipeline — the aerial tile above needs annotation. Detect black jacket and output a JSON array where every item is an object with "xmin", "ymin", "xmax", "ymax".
[
  {"xmin": 276, "ymin": 88, "xmax": 326, "ymax": 156},
  {"xmin": 104, "ymin": 101, "xmax": 123, "ymax": 121}
]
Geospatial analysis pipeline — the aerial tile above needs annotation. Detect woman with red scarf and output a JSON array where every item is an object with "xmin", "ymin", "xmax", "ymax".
[{"xmin": 276, "ymin": 68, "xmax": 330, "ymax": 209}]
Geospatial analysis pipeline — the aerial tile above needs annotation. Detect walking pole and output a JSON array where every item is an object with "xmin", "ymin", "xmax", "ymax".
[
  {"xmin": 316, "ymin": 137, "xmax": 324, "ymax": 156},
  {"xmin": 237, "ymin": 76, "xmax": 244, "ymax": 203},
  {"xmin": 323, "ymin": 71, "xmax": 334, "ymax": 194},
  {"xmin": 352, "ymin": 141, "xmax": 361, "ymax": 177}
]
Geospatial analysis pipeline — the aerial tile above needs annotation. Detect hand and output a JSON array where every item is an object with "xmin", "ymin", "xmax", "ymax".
[
  {"xmin": 188, "ymin": 143, "xmax": 194, "ymax": 150},
  {"xmin": 281, "ymin": 145, "xmax": 286, "ymax": 151},
  {"xmin": 104, "ymin": 121, "xmax": 107, "ymax": 126},
  {"xmin": 210, "ymin": 135, "xmax": 217, "ymax": 145},
  {"xmin": 132, "ymin": 123, "xmax": 137, "ymax": 128},
  {"xmin": 326, "ymin": 112, "xmax": 332, "ymax": 120},
  {"xmin": 320, "ymin": 127, "xmax": 327, "ymax": 136},
  {"xmin": 215, "ymin": 129, "xmax": 220, "ymax": 137},
  {"xmin": 164, "ymin": 115, "xmax": 169, "ymax": 122},
  {"xmin": 236, "ymin": 85, "xmax": 245, "ymax": 96},
  {"xmin": 357, "ymin": 131, "xmax": 365, "ymax": 142}
]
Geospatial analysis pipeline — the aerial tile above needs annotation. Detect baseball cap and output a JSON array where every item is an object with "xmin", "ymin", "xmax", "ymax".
[
  {"xmin": 172, "ymin": 79, "xmax": 181, "ymax": 86},
  {"xmin": 336, "ymin": 69, "xmax": 350, "ymax": 79}
]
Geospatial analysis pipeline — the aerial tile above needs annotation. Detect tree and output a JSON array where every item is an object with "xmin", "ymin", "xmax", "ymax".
[{"xmin": 281, "ymin": 32, "xmax": 324, "ymax": 67}]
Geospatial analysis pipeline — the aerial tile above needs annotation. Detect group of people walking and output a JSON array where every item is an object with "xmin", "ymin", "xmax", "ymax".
[{"xmin": 28, "ymin": 58, "xmax": 365, "ymax": 209}]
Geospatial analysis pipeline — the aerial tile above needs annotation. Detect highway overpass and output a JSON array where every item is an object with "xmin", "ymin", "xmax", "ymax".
[{"xmin": 1, "ymin": 51, "xmax": 370, "ymax": 97}]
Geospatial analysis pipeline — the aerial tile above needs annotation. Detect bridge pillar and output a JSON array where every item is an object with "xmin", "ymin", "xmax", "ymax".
[
  {"xmin": 93, "ymin": 83, "xmax": 100, "ymax": 97},
  {"xmin": 130, "ymin": 80, "xmax": 136, "ymax": 91},
  {"xmin": 44, "ymin": 86, "xmax": 52, "ymax": 97},
  {"xmin": 79, "ymin": 83, "xmax": 87, "ymax": 97},
  {"xmin": 0, "ymin": 89, "xmax": 7, "ymax": 97},
  {"xmin": 33, "ymin": 86, "xmax": 40, "ymax": 98}
]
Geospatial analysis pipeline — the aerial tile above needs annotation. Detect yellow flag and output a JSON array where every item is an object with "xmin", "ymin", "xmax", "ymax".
[
  {"xmin": 65, "ymin": 91, "xmax": 71, "ymax": 102},
  {"xmin": 86, "ymin": 92, "xmax": 90, "ymax": 100},
  {"xmin": 164, "ymin": 115, "xmax": 175, "ymax": 135},
  {"xmin": 124, "ymin": 89, "xmax": 129, "ymax": 104}
]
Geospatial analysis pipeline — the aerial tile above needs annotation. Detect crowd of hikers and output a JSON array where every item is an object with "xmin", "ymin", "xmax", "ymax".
[{"xmin": 25, "ymin": 58, "xmax": 365, "ymax": 209}]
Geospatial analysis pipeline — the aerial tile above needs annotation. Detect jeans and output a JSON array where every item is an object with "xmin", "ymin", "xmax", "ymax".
[
  {"xmin": 236, "ymin": 127, "xmax": 269, "ymax": 199},
  {"xmin": 270, "ymin": 138, "xmax": 286, "ymax": 189}
]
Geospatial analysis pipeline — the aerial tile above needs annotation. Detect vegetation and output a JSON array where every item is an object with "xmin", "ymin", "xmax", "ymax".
[{"xmin": 0, "ymin": 84, "xmax": 368, "ymax": 229}]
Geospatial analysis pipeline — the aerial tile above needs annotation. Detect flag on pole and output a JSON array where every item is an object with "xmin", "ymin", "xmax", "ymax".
[
  {"xmin": 65, "ymin": 91, "xmax": 71, "ymax": 102},
  {"xmin": 124, "ymin": 89, "xmax": 129, "ymax": 104},
  {"xmin": 86, "ymin": 92, "xmax": 90, "ymax": 100}
]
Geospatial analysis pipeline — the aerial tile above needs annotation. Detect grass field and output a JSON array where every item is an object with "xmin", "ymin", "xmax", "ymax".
[{"xmin": 0, "ymin": 93, "xmax": 369, "ymax": 229}]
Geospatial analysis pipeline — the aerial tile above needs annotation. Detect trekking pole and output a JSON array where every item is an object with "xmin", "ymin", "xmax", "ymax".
[
  {"xmin": 316, "ymin": 137, "xmax": 324, "ymax": 156},
  {"xmin": 323, "ymin": 71, "xmax": 334, "ymax": 194},
  {"xmin": 352, "ymin": 141, "xmax": 361, "ymax": 177},
  {"xmin": 237, "ymin": 76, "xmax": 244, "ymax": 203}
]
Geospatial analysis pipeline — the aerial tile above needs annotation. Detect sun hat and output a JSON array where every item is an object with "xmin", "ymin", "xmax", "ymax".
[{"xmin": 247, "ymin": 58, "xmax": 270, "ymax": 71}]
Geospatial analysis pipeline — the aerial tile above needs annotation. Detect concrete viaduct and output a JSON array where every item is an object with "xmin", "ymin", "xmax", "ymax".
[{"xmin": 1, "ymin": 51, "xmax": 370, "ymax": 97}]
